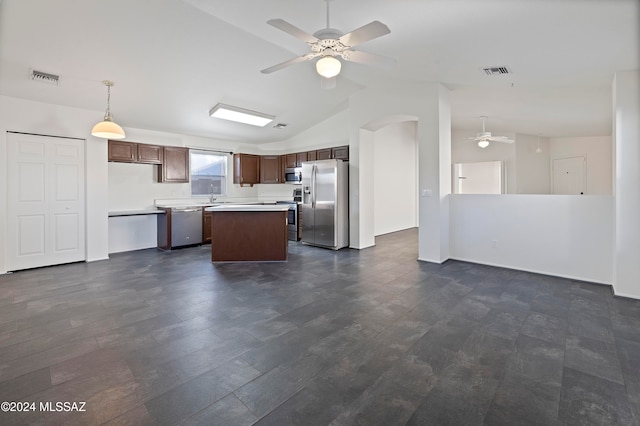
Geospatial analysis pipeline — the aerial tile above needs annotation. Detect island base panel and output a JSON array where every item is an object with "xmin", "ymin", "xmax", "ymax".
[{"xmin": 211, "ymin": 211, "xmax": 287, "ymax": 262}]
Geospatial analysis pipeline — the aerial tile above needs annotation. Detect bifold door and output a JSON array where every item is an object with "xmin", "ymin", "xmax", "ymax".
[{"xmin": 7, "ymin": 133, "xmax": 86, "ymax": 271}]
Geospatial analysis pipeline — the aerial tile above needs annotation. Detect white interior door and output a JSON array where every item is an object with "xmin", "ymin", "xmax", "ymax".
[
  {"xmin": 7, "ymin": 133, "xmax": 85, "ymax": 271},
  {"xmin": 552, "ymin": 156, "xmax": 586, "ymax": 195}
]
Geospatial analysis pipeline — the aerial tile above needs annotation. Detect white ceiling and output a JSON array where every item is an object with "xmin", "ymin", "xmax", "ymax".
[{"xmin": 0, "ymin": 0, "xmax": 637, "ymax": 144}]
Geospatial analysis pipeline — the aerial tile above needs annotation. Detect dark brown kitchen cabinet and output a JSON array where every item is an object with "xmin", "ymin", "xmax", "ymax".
[
  {"xmin": 233, "ymin": 153, "xmax": 260, "ymax": 187},
  {"xmin": 108, "ymin": 140, "xmax": 163, "ymax": 164},
  {"xmin": 108, "ymin": 140, "xmax": 137, "ymax": 162},
  {"xmin": 202, "ymin": 209, "xmax": 212, "ymax": 243},
  {"xmin": 260, "ymin": 155, "xmax": 281, "ymax": 183},
  {"xmin": 285, "ymin": 153, "xmax": 297, "ymax": 169},
  {"xmin": 306, "ymin": 150, "xmax": 317, "ymax": 161},
  {"xmin": 158, "ymin": 146, "xmax": 189, "ymax": 183},
  {"xmin": 316, "ymin": 148, "xmax": 332, "ymax": 160},
  {"xmin": 332, "ymin": 145, "xmax": 349, "ymax": 161},
  {"xmin": 137, "ymin": 144, "xmax": 163, "ymax": 164},
  {"xmin": 296, "ymin": 152, "xmax": 307, "ymax": 167}
]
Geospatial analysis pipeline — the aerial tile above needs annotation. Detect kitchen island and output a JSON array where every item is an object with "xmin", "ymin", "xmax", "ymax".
[{"xmin": 205, "ymin": 204, "xmax": 290, "ymax": 262}]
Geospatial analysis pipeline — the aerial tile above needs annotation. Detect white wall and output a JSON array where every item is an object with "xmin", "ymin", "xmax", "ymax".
[
  {"xmin": 549, "ymin": 135, "xmax": 612, "ymax": 195},
  {"xmin": 450, "ymin": 194, "xmax": 613, "ymax": 284},
  {"xmin": 515, "ymin": 133, "xmax": 551, "ymax": 194},
  {"xmin": 373, "ymin": 121, "xmax": 418, "ymax": 235},
  {"xmin": 259, "ymin": 109, "xmax": 350, "ymax": 153},
  {"xmin": 348, "ymin": 83, "xmax": 451, "ymax": 263},
  {"xmin": 612, "ymin": 71, "xmax": 640, "ymax": 299}
]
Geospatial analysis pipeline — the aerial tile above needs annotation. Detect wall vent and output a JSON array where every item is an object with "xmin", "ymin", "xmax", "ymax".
[
  {"xmin": 482, "ymin": 66, "xmax": 511, "ymax": 76},
  {"xmin": 30, "ymin": 69, "xmax": 60, "ymax": 85}
]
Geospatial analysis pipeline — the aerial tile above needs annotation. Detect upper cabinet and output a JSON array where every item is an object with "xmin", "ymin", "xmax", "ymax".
[
  {"xmin": 332, "ymin": 146, "xmax": 349, "ymax": 161},
  {"xmin": 230, "ymin": 145, "xmax": 348, "ymax": 186},
  {"xmin": 260, "ymin": 155, "xmax": 281, "ymax": 184},
  {"xmin": 158, "ymin": 146, "xmax": 189, "ymax": 183},
  {"xmin": 285, "ymin": 154, "xmax": 297, "ymax": 169},
  {"xmin": 296, "ymin": 152, "xmax": 307, "ymax": 167},
  {"xmin": 137, "ymin": 144, "xmax": 163, "ymax": 164},
  {"xmin": 316, "ymin": 148, "xmax": 332, "ymax": 160},
  {"xmin": 234, "ymin": 154, "xmax": 260, "ymax": 187},
  {"xmin": 285, "ymin": 152, "xmax": 308, "ymax": 167},
  {"xmin": 108, "ymin": 140, "xmax": 137, "ymax": 162},
  {"xmin": 108, "ymin": 140, "xmax": 164, "ymax": 164},
  {"xmin": 108, "ymin": 140, "xmax": 187, "ymax": 183}
]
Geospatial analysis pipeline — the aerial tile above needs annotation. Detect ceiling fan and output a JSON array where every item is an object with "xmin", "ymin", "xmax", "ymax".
[
  {"xmin": 260, "ymin": 0, "xmax": 393, "ymax": 80},
  {"xmin": 470, "ymin": 116, "xmax": 514, "ymax": 148}
]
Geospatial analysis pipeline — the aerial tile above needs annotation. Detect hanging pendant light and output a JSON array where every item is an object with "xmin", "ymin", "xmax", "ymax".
[
  {"xmin": 535, "ymin": 134, "xmax": 542, "ymax": 153},
  {"xmin": 91, "ymin": 80, "xmax": 126, "ymax": 139}
]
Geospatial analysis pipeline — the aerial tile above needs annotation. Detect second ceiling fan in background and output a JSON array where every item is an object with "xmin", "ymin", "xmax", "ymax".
[{"xmin": 470, "ymin": 116, "xmax": 514, "ymax": 148}]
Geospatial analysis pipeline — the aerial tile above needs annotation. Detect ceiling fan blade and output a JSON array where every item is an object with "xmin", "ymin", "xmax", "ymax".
[
  {"xmin": 489, "ymin": 137, "xmax": 514, "ymax": 143},
  {"xmin": 267, "ymin": 19, "xmax": 318, "ymax": 44},
  {"xmin": 260, "ymin": 53, "xmax": 318, "ymax": 74},
  {"xmin": 341, "ymin": 49, "xmax": 395, "ymax": 67},
  {"xmin": 339, "ymin": 21, "xmax": 390, "ymax": 47}
]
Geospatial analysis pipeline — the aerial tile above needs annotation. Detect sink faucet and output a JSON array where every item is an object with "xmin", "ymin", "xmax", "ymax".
[{"xmin": 209, "ymin": 183, "xmax": 216, "ymax": 203}]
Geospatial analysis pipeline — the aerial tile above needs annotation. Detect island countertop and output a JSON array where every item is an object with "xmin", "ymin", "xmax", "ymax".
[{"xmin": 205, "ymin": 204, "xmax": 289, "ymax": 212}]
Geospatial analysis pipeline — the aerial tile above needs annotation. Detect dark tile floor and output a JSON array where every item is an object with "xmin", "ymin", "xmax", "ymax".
[{"xmin": 1, "ymin": 228, "xmax": 639, "ymax": 425}]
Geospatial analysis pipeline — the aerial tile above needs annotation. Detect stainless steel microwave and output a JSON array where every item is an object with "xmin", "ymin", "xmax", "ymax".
[{"xmin": 284, "ymin": 167, "xmax": 302, "ymax": 184}]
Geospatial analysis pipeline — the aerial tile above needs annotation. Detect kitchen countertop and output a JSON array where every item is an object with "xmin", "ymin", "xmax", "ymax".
[
  {"xmin": 108, "ymin": 209, "xmax": 165, "ymax": 217},
  {"xmin": 205, "ymin": 204, "xmax": 289, "ymax": 212},
  {"xmin": 155, "ymin": 201, "xmax": 279, "ymax": 208}
]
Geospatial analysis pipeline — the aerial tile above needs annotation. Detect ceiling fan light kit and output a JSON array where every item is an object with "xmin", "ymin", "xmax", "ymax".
[
  {"xmin": 261, "ymin": 0, "xmax": 392, "ymax": 80},
  {"xmin": 478, "ymin": 140, "xmax": 490, "ymax": 149},
  {"xmin": 316, "ymin": 56, "xmax": 342, "ymax": 78},
  {"xmin": 91, "ymin": 80, "xmax": 126, "ymax": 139}
]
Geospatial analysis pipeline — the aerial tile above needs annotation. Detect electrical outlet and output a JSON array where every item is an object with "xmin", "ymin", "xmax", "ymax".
[{"xmin": 491, "ymin": 240, "xmax": 497, "ymax": 248}]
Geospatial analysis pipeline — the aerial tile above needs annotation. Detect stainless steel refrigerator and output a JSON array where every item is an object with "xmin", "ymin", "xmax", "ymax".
[{"xmin": 301, "ymin": 159, "xmax": 349, "ymax": 250}]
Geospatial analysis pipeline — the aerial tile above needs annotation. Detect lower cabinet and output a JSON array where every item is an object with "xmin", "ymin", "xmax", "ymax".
[{"xmin": 203, "ymin": 210, "xmax": 212, "ymax": 243}]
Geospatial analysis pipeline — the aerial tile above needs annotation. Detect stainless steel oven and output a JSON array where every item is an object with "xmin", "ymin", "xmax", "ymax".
[{"xmin": 277, "ymin": 201, "xmax": 298, "ymax": 241}]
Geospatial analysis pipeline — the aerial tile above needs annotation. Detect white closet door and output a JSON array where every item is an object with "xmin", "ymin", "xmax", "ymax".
[
  {"xmin": 7, "ymin": 133, "xmax": 86, "ymax": 271},
  {"xmin": 552, "ymin": 156, "xmax": 586, "ymax": 195}
]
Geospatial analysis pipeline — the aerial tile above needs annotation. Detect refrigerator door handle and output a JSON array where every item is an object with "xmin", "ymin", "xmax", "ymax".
[{"xmin": 311, "ymin": 164, "xmax": 316, "ymax": 209}]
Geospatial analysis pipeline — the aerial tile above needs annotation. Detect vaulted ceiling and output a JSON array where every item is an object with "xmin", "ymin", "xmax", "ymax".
[{"xmin": 0, "ymin": 0, "xmax": 637, "ymax": 144}]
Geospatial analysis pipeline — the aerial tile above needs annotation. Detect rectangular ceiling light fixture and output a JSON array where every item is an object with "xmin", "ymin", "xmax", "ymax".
[{"xmin": 209, "ymin": 103, "xmax": 274, "ymax": 127}]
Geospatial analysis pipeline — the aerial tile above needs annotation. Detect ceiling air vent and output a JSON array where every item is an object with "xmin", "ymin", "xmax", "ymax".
[
  {"xmin": 30, "ymin": 69, "xmax": 60, "ymax": 85},
  {"xmin": 482, "ymin": 66, "xmax": 511, "ymax": 76}
]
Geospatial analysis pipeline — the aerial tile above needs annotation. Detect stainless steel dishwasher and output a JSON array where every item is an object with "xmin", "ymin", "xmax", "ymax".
[{"xmin": 170, "ymin": 207, "xmax": 203, "ymax": 247}]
